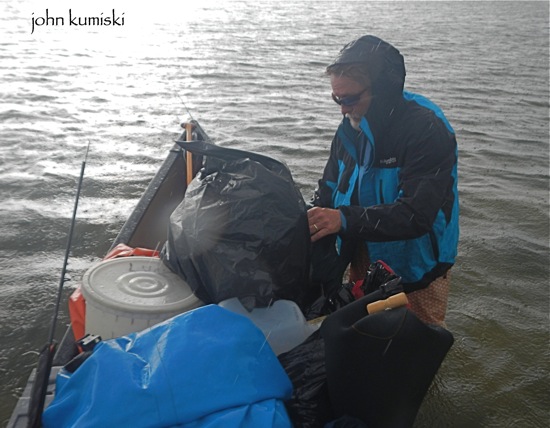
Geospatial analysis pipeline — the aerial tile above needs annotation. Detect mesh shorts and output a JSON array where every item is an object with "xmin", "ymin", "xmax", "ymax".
[{"xmin": 406, "ymin": 272, "xmax": 450, "ymax": 327}]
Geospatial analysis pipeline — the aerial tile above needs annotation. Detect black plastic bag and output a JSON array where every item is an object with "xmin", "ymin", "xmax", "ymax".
[
  {"xmin": 278, "ymin": 330, "xmax": 333, "ymax": 428},
  {"xmin": 162, "ymin": 140, "xmax": 310, "ymax": 309}
]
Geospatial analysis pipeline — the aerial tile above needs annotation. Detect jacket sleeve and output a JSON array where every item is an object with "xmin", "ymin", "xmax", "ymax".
[{"xmin": 339, "ymin": 119, "xmax": 457, "ymax": 242}]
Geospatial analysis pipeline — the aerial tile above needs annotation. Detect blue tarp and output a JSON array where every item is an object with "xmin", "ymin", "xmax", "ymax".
[{"xmin": 43, "ymin": 305, "xmax": 293, "ymax": 427}]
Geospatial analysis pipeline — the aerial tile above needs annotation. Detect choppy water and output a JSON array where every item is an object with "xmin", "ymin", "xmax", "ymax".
[{"xmin": 1, "ymin": 1, "xmax": 548, "ymax": 426}]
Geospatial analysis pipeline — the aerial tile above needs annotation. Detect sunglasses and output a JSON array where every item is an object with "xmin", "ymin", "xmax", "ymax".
[{"xmin": 331, "ymin": 87, "xmax": 370, "ymax": 107}]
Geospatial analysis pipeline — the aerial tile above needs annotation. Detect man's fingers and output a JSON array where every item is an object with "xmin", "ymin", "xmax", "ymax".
[{"xmin": 310, "ymin": 226, "xmax": 328, "ymax": 242}]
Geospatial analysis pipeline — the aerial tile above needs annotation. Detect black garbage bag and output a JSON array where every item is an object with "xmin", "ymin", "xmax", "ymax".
[
  {"xmin": 162, "ymin": 140, "xmax": 310, "ymax": 309},
  {"xmin": 303, "ymin": 235, "xmax": 352, "ymax": 319},
  {"xmin": 278, "ymin": 330, "xmax": 333, "ymax": 428},
  {"xmin": 321, "ymin": 297, "xmax": 454, "ymax": 428}
]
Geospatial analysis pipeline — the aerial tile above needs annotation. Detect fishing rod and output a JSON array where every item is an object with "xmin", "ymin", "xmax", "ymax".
[
  {"xmin": 174, "ymin": 91, "xmax": 195, "ymax": 123},
  {"xmin": 27, "ymin": 142, "xmax": 90, "ymax": 428}
]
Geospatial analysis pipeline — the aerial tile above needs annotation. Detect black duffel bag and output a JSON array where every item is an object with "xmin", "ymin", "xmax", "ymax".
[
  {"xmin": 321, "ymin": 295, "xmax": 454, "ymax": 428},
  {"xmin": 162, "ymin": 140, "xmax": 310, "ymax": 310}
]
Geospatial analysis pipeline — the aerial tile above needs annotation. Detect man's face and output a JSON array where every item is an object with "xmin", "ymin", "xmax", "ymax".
[{"xmin": 330, "ymin": 74, "xmax": 372, "ymax": 131}]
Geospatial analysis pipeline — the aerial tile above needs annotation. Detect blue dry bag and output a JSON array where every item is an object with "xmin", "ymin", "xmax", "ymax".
[{"xmin": 42, "ymin": 305, "xmax": 293, "ymax": 427}]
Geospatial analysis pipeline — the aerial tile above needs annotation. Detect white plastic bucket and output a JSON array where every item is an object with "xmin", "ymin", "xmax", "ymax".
[
  {"xmin": 218, "ymin": 298, "xmax": 322, "ymax": 355},
  {"xmin": 81, "ymin": 256, "xmax": 203, "ymax": 339}
]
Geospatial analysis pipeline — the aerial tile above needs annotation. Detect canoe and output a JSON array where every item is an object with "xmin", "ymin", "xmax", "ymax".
[
  {"xmin": 7, "ymin": 121, "xmax": 209, "ymax": 428},
  {"xmin": 8, "ymin": 119, "xmax": 454, "ymax": 427}
]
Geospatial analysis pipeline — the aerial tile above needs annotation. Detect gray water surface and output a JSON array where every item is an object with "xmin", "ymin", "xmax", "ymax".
[{"xmin": 1, "ymin": 1, "xmax": 548, "ymax": 426}]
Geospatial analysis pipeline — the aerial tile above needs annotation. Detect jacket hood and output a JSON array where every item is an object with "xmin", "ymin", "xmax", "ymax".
[{"xmin": 328, "ymin": 35, "xmax": 406, "ymax": 98}]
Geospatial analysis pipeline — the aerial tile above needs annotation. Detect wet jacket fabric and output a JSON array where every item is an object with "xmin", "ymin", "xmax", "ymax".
[{"xmin": 314, "ymin": 77, "xmax": 459, "ymax": 291}]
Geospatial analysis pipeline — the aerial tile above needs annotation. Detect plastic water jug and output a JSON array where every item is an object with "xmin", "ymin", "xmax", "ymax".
[{"xmin": 218, "ymin": 298, "xmax": 322, "ymax": 355}]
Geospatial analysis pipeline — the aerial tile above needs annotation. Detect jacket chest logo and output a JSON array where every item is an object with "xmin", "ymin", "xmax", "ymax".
[{"xmin": 379, "ymin": 157, "xmax": 397, "ymax": 167}]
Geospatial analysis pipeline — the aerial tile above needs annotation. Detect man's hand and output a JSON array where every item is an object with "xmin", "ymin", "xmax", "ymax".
[{"xmin": 307, "ymin": 207, "xmax": 342, "ymax": 242}]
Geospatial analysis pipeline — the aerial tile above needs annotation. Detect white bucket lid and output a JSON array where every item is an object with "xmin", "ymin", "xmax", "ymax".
[{"xmin": 82, "ymin": 257, "xmax": 201, "ymax": 315}]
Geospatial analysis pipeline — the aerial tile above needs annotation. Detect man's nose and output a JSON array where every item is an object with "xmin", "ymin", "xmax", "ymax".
[{"xmin": 341, "ymin": 104, "xmax": 353, "ymax": 115}]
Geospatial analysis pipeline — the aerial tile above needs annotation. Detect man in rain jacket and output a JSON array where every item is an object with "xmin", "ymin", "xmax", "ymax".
[{"xmin": 308, "ymin": 35, "xmax": 459, "ymax": 325}]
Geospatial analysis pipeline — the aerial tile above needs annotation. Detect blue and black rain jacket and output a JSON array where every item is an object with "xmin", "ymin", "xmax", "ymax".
[{"xmin": 314, "ymin": 91, "xmax": 459, "ymax": 291}]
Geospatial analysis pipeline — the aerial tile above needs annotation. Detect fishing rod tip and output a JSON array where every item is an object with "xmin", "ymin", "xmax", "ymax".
[{"xmin": 84, "ymin": 141, "xmax": 91, "ymax": 161}]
